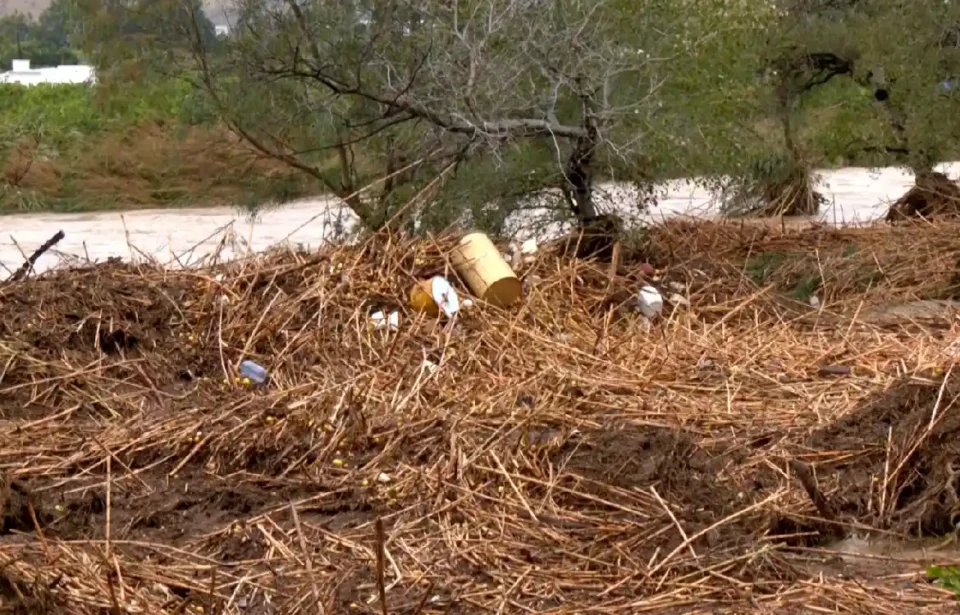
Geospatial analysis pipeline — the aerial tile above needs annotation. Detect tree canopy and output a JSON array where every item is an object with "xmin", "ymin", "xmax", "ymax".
[
  {"xmin": 5, "ymin": 0, "xmax": 960, "ymax": 227},
  {"xmin": 0, "ymin": 0, "xmax": 81, "ymax": 70},
  {"xmin": 182, "ymin": 0, "xmax": 787, "ymax": 230}
]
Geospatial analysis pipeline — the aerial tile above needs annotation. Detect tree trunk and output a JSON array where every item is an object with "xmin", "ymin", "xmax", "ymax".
[
  {"xmin": 877, "ymin": 91, "xmax": 936, "ymax": 181},
  {"xmin": 774, "ymin": 78, "xmax": 799, "ymax": 160},
  {"xmin": 333, "ymin": 137, "xmax": 378, "ymax": 227},
  {"xmin": 564, "ymin": 118, "xmax": 599, "ymax": 221},
  {"xmin": 781, "ymin": 110, "xmax": 796, "ymax": 158}
]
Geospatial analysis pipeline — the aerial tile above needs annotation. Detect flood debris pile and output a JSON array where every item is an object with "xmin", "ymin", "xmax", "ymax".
[
  {"xmin": 2, "ymin": 223, "xmax": 960, "ymax": 613},
  {"xmin": 887, "ymin": 172, "xmax": 960, "ymax": 221},
  {"xmin": 797, "ymin": 377, "xmax": 960, "ymax": 536}
]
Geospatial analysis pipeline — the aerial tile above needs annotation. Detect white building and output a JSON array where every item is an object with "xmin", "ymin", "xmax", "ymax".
[{"xmin": 0, "ymin": 59, "xmax": 96, "ymax": 86}]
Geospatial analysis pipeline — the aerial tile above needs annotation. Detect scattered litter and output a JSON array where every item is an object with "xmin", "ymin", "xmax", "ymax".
[
  {"xmin": 422, "ymin": 359, "xmax": 439, "ymax": 374},
  {"xmin": 510, "ymin": 243, "xmax": 524, "ymax": 270},
  {"xmin": 451, "ymin": 233, "xmax": 522, "ymax": 308},
  {"xmin": 519, "ymin": 238, "xmax": 538, "ymax": 263},
  {"xmin": 377, "ymin": 472, "xmax": 391, "ymax": 484},
  {"xmin": 809, "ymin": 295, "xmax": 821, "ymax": 308},
  {"xmin": 431, "ymin": 276, "xmax": 460, "ymax": 317},
  {"xmin": 668, "ymin": 293, "xmax": 689, "ymax": 307},
  {"xmin": 637, "ymin": 285, "xmax": 664, "ymax": 319},
  {"xmin": 369, "ymin": 308, "xmax": 400, "ymax": 331},
  {"xmin": 667, "ymin": 280, "xmax": 686, "ymax": 292},
  {"xmin": 640, "ymin": 263, "xmax": 655, "ymax": 276},
  {"xmin": 523, "ymin": 275, "xmax": 543, "ymax": 293},
  {"xmin": 409, "ymin": 281, "xmax": 438, "ymax": 315},
  {"xmin": 239, "ymin": 360, "xmax": 268, "ymax": 385},
  {"xmin": 461, "ymin": 298, "xmax": 474, "ymax": 309},
  {"xmin": 410, "ymin": 276, "xmax": 460, "ymax": 318}
]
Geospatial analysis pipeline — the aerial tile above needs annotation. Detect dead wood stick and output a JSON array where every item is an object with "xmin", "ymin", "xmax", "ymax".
[
  {"xmin": 7, "ymin": 230, "xmax": 64, "ymax": 283},
  {"xmin": 375, "ymin": 517, "xmax": 388, "ymax": 615},
  {"xmin": 790, "ymin": 459, "xmax": 837, "ymax": 524}
]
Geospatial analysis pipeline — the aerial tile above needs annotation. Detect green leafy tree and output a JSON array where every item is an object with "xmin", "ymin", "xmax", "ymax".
[
  {"xmin": 75, "ymin": 0, "xmax": 217, "ymax": 70},
  {"xmin": 35, "ymin": 0, "xmax": 84, "ymax": 51},
  {"xmin": 0, "ymin": 7, "xmax": 80, "ymax": 70},
  {"xmin": 751, "ymin": 0, "xmax": 960, "ymax": 213}
]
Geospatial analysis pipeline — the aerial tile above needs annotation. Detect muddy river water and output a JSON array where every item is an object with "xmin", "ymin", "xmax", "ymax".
[{"xmin": 2, "ymin": 162, "xmax": 958, "ymax": 275}]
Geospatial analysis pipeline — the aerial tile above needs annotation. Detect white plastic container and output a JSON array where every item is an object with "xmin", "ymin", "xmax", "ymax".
[
  {"xmin": 637, "ymin": 285, "xmax": 664, "ymax": 319},
  {"xmin": 409, "ymin": 276, "xmax": 460, "ymax": 318}
]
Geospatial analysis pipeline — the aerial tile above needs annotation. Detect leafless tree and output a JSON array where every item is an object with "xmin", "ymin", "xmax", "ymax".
[{"xmin": 185, "ymin": 0, "xmax": 667, "ymax": 231}]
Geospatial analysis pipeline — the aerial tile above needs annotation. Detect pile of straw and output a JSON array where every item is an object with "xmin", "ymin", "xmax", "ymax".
[
  {"xmin": 886, "ymin": 172, "xmax": 960, "ymax": 221},
  {"xmin": 2, "ymin": 221, "xmax": 960, "ymax": 614}
]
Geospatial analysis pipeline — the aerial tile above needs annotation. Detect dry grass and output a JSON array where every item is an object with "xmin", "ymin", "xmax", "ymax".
[
  {"xmin": 0, "ymin": 124, "xmax": 313, "ymax": 212},
  {"xmin": 2, "ymin": 220, "xmax": 960, "ymax": 613}
]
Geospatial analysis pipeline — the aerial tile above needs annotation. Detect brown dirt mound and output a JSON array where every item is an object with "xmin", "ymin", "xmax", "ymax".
[
  {"xmin": 798, "ymin": 376, "xmax": 960, "ymax": 536},
  {"xmin": 886, "ymin": 172, "xmax": 960, "ymax": 221},
  {"xmin": 642, "ymin": 218, "xmax": 960, "ymax": 312},
  {"xmin": 546, "ymin": 426, "xmax": 746, "ymax": 540}
]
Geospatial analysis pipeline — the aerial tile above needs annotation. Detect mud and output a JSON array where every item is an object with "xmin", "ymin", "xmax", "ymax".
[{"xmin": 793, "ymin": 376, "xmax": 960, "ymax": 536}]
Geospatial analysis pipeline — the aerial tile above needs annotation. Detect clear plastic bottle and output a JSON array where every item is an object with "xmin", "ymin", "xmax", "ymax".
[{"xmin": 239, "ymin": 360, "xmax": 268, "ymax": 385}]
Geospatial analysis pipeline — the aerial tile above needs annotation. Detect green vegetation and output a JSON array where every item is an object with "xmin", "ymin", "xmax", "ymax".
[
  {"xmin": 0, "ymin": 0, "xmax": 79, "ymax": 70},
  {"xmin": 0, "ymin": 0, "xmax": 959, "ymax": 227},
  {"xmin": 0, "ymin": 76, "xmax": 311, "ymax": 213},
  {"xmin": 928, "ymin": 565, "xmax": 960, "ymax": 599},
  {"xmin": 746, "ymin": 252, "xmax": 792, "ymax": 285},
  {"xmin": 0, "ymin": 0, "xmax": 310, "ymax": 214}
]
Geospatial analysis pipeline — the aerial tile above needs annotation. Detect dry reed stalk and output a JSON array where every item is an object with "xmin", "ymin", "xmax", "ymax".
[{"xmin": 0, "ymin": 221, "xmax": 958, "ymax": 613}]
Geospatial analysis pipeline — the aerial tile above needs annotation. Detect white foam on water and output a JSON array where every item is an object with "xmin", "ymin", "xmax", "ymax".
[{"xmin": 0, "ymin": 162, "xmax": 955, "ymax": 275}]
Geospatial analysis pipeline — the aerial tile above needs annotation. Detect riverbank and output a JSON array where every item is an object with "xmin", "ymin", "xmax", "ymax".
[{"xmin": 0, "ymin": 123, "xmax": 317, "ymax": 215}]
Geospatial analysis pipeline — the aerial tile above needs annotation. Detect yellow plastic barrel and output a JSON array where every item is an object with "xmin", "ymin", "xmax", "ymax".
[{"xmin": 450, "ymin": 233, "xmax": 522, "ymax": 308}]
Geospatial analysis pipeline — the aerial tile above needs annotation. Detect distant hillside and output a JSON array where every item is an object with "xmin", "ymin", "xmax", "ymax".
[{"xmin": 0, "ymin": 0, "xmax": 234, "ymax": 25}]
